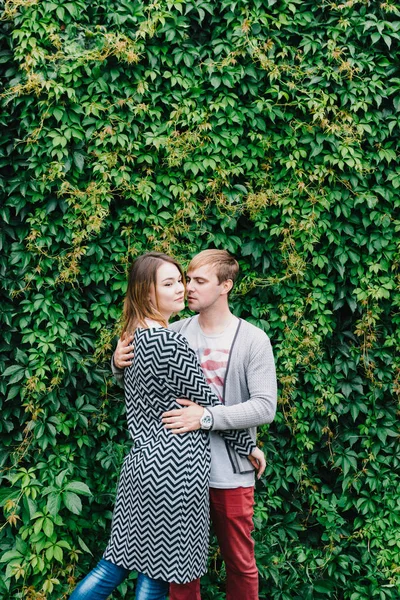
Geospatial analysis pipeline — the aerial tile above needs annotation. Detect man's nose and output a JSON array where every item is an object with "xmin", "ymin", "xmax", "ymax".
[{"xmin": 186, "ymin": 281, "xmax": 194, "ymax": 291}]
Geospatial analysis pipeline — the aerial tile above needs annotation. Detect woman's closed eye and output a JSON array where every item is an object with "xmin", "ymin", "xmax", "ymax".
[{"xmin": 164, "ymin": 279, "xmax": 182, "ymax": 287}]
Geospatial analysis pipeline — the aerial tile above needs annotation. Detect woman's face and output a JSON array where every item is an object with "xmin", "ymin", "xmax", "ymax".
[{"xmin": 149, "ymin": 262, "xmax": 185, "ymax": 321}]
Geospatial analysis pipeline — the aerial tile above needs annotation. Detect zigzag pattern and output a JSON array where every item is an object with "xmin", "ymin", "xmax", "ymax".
[{"xmin": 103, "ymin": 328, "xmax": 255, "ymax": 583}]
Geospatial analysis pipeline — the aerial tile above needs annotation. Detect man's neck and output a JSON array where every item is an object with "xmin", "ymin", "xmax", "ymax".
[{"xmin": 198, "ymin": 305, "xmax": 234, "ymax": 335}]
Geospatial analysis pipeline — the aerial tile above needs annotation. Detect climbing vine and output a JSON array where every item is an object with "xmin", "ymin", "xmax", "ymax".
[{"xmin": 1, "ymin": 1, "xmax": 400, "ymax": 598}]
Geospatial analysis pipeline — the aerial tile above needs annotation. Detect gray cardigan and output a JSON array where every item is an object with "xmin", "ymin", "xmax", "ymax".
[{"xmin": 112, "ymin": 317, "xmax": 277, "ymax": 475}]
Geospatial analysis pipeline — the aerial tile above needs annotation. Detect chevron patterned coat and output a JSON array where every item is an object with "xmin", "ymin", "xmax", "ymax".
[{"xmin": 103, "ymin": 327, "xmax": 255, "ymax": 584}]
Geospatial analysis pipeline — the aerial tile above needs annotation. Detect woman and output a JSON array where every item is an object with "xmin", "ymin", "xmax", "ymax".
[{"xmin": 70, "ymin": 252, "xmax": 262, "ymax": 600}]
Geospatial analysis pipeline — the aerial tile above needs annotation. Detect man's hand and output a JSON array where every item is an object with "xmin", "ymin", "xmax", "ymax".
[
  {"xmin": 114, "ymin": 334, "xmax": 134, "ymax": 369},
  {"xmin": 162, "ymin": 399, "xmax": 204, "ymax": 433},
  {"xmin": 248, "ymin": 447, "xmax": 266, "ymax": 480}
]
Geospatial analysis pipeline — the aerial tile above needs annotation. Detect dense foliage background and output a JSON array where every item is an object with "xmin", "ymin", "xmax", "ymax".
[{"xmin": 1, "ymin": 0, "xmax": 400, "ymax": 598}]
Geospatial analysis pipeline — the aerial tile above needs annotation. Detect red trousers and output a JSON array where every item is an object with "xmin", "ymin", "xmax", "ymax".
[{"xmin": 169, "ymin": 487, "xmax": 258, "ymax": 600}]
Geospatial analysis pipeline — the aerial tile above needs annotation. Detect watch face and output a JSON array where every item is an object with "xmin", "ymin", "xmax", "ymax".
[{"xmin": 201, "ymin": 415, "xmax": 212, "ymax": 429}]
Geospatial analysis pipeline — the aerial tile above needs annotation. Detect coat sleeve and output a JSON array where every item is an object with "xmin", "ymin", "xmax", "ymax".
[
  {"xmin": 162, "ymin": 337, "xmax": 256, "ymax": 458},
  {"xmin": 110, "ymin": 320, "xmax": 186, "ymax": 388},
  {"xmin": 208, "ymin": 336, "xmax": 277, "ymax": 430}
]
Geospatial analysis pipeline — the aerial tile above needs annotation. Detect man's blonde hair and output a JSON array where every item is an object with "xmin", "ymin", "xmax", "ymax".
[{"xmin": 188, "ymin": 249, "xmax": 239, "ymax": 284}]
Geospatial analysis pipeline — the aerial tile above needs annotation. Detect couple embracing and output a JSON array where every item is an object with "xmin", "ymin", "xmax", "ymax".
[{"xmin": 70, "ymin": 249, "xmax": 277, "ymax": 600}]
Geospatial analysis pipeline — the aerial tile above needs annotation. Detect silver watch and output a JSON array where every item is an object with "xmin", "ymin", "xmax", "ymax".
[{"xmin": 200, "ymin": 408, "xmax": 213, "ymax": 430}]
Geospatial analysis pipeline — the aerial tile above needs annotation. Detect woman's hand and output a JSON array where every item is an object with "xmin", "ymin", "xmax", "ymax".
[{"xmin": 248, "ymin": 447, "xmax": 266, "ymax": 479}]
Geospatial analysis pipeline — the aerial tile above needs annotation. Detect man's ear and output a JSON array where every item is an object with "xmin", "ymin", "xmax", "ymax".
[{"xmin": 221, "ymin": 279, "xmax": 233, "ymax": 295}]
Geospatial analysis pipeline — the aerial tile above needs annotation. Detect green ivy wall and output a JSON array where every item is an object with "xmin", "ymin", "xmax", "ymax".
[{"xmin": 1, "ymin": 0, "xmax": 400, "ymax": 598}]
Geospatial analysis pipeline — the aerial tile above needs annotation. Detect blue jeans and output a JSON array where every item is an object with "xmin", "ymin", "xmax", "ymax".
[{"xmin": 69, "ymin": 559, "xmax": 169, "ymax": 600}]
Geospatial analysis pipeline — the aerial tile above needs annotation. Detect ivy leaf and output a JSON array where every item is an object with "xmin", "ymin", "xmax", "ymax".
[
  {"xmin": 62, "ymin": 492, "xmax": 82, "ymax": 515},
  {"xmin": 43, "ymin": 518, "xmax": 54, "ymax": 538},
  {"xmin": 64, "ymin": 481, "xmax": 92, "ymax": 496},
  {"xmin": 73, "ymin": 152, "xmax": 85, "ymax": 172},
  {"xmin": 0, "ymin": 550, "xmax": 23, "ymax": 563},
  {"xmin": 78, "ymin": 537, "xmax": 93, "ymax": 556},
  {"xmin": 2, "ymin": 365, "xmax": 24, "ymax": 377},
  {"xmin": 46, "ymin": 493, "xmax": 61, "ymax": 516},
  {"xmin": 53, "ymin": 108, "xmax": 64, "ymax": 122}
]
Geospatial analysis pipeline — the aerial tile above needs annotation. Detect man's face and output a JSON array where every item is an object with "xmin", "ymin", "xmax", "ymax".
[{"xmin": 186, "ymin": 264, "xmax": 230, "ymax": 312}]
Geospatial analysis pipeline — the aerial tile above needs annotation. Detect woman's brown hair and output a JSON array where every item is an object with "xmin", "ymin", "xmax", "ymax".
[{"xmin": 122, "ymin": 252, "xmax": 184, "ymax": 336}]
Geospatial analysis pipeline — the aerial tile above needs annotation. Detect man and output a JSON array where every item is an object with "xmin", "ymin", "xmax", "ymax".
[{"xmin": 112, "ymin": 250, "xmax": 277, "ymax": 600}]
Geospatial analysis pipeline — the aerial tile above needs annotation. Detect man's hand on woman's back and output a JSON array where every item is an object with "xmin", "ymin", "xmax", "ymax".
[{"xmin": 114, "ymin": 335, "xmax": 134, "ymax": 369}]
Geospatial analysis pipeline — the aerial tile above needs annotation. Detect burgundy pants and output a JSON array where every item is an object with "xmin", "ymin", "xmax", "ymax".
[{"xmin": 169, "ymin": 487, "xmax": 258, "ymax": 600}]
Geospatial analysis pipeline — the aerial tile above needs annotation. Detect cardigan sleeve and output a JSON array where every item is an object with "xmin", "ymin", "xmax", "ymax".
[
  {"xmin": 162, "ymin": 336, "xmax": 256, "ymax": 458},
  {"xmin": 208, "ymin": 335, "xmax": 277, "ymax": 430},
  {"xmin": 111, "ymin": 354, "xmax": 124, "ymax": 388}
]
